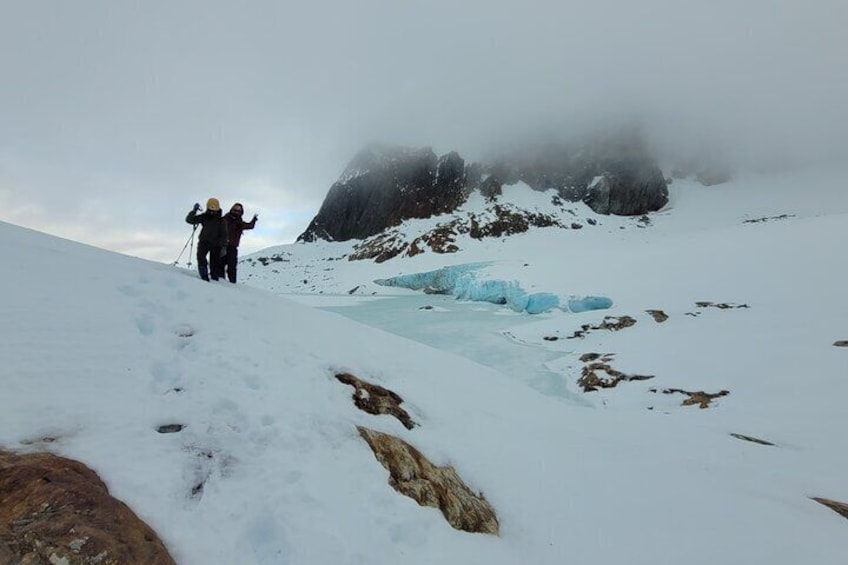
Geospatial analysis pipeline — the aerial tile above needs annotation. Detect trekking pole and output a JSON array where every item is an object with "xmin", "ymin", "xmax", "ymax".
[
  {"xmin": 173, "ymin": 224, "xmax": 199, "ymax": 267},
  {"xmin": 187, "ymin": 224, "xmax": 196, "ymax": 268}
]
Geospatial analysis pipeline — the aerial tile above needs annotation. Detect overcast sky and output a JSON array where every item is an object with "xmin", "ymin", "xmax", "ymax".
[{"xmin": 1, "ymin": 0, "xmax": 846, "ymax": 262}]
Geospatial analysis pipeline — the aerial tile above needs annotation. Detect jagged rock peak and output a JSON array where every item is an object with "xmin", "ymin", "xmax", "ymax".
[
  {"xmin": 298, "ymin": 144, "xmax": 467, "ymax": 243},
  {"xmin": 337, "ymin": 143, "xmax": 439, "ymax": 185}
]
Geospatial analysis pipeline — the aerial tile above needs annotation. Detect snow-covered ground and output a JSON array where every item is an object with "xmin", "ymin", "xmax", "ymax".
[{"xmin": 2, "ymin": 167, "xmax": 848, "ymax": 564}]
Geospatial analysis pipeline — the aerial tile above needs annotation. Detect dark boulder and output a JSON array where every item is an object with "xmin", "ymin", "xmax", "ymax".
[{"xmin": 583, "ymin": 160, "xmax": 668, "ymax": 215}]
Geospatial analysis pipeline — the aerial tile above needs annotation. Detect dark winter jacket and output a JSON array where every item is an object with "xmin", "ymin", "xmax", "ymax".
[
  {"xmin": 186, "ymin": 209, "xmax": 228, "ymax": 247},
  {"xmin": 223, "ymin": 212, "xmax": 256, "ymax": 248}
]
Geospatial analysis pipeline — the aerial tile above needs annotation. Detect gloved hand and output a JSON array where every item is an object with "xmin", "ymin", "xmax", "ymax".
[
  {"xmin": 193, "ymin": 202, "xmax": 201, "ymax": 212},
  {"xmin": 252, "ymin": 214, "xmax": 258, "ymax": 222},
  {"xmin": 220, "ymin": 248, "xmax": 227, "ymax": 258}
]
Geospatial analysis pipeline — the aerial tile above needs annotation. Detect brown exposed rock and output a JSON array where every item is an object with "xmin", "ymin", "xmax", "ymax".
[
  {"xmin": 567, "ymin": 315, "xmax": 637, "ymax": 339},
  {"xmin": 833, "ymin": 340, "xmax": 848, "ymax": 347},
  {"xmin": 348, "ymin": 230, "xmax": 409, "ymax": 263},
  {"xmin": 650, "ymin": 388, "xmax": 730, "ymax": 408},
  {"xmin": 467, "ymin": 205, "xmax": 560, "ymax": 239},
  {"xmin": 348, "ymin": 219, "xmax": 464, "ymax": 262},
  {"xmin": 407, "ymin": 239, "xmax": 424, "ymax": 258},
  {"xmin": 357, "ymin": 427, "xmax": 499, "ymax": 535},
  {"xmin": 415, "ymin": 224, "xmax": 460, "ymax": 255},
  {"xmin": 336, "ymin": 373, "xmax": 417, "ymax": 430},
  {"xmin": 578, "ymin": 362, "xmax": 654, "ymax": 392},
  {"xmin": 812, "ymin": 497, "xmax": 848, "ymax": 520},
  {"xmin": 0, "ymin": 450, "xmax": 175, "ymax": 565},
  {"xmin": 579, "ymin": 353, "xmax": 602, "ymax": 363},
  {"xmin": 646, "ymin": 309, "xmax": 669, "ymax": 323}
]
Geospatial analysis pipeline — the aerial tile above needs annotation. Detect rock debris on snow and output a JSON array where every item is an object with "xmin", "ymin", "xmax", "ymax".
[{"xmin": 336, "ymin": 373, "xmax": 417, "ymax": 430}]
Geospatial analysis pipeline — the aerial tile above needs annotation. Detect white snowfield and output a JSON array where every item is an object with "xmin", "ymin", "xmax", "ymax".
[{"xmin": 2, "ymin": 167, "xmax": 848, "ymax": 564}]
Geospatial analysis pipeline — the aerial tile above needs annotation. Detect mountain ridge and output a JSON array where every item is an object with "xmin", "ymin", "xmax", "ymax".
[{"xmin": 298, "ymin": 135, "xmax": 669, "ymax": 244}]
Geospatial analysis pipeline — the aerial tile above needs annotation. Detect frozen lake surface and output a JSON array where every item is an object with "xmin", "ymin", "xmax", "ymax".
[{"xmin": 291, "ymin": 293, "xmax": 589, "ymax": 404}]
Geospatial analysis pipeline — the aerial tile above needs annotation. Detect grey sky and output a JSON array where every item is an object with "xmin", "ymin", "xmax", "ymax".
[{"xmin": 1, "ymin": 0, "xmax": 846, "ymax": 262}]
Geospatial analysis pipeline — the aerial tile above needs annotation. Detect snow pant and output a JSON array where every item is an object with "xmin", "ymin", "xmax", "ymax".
[
  {"xmin": 197, "ymin": 241, "xmax": 224, "ymax": 281},
  {"xmin": 224, "ymin": 245, "xmax": 239, "ymax": 283}
]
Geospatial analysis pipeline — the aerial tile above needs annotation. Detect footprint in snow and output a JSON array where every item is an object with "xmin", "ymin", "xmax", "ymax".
[
  {"xmin": 117, "ymin": 284, "xmax": 142, "ymax": 297},
  {"xmin": 174, "ymin": 324, "xmax": 195, "ymax": 338},
  {"xmin": 242, "ymin": 374, "xmax": 263, "ymax": 390},
  {"xmin": 150, "ymin": 360, "xmax": 184, "ymax": 393},
  {"xmin": 135, "ymin": 314, "xmax": 155, "ymax": 336},
  {"xmin": 184, "ymin": 447, "xmax": 236, "ymax": 504},
  {"xmin": 173, "ymin": 324, "xmax": 196, "ymax": 351}
]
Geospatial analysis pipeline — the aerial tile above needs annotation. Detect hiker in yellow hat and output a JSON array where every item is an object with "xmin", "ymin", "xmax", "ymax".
[{"xmin": 185, "ymin": 198, "xmax": 228, "ymax": 281}]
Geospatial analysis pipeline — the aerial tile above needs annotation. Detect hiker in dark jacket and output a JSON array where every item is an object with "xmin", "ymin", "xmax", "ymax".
[
  {"xmin": 222, "ymin": 202, "xmax": 257, "ymax": 283},
  {"xmin": 185, "ymin": 198, "xmax": 228, "ymax": 281}
]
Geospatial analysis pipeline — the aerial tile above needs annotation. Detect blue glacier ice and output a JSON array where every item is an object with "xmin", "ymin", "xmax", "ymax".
[
  {"xmin": 374, "ymin": 263, "xmax": 612, "ymax": 315},
  {"xmin": 374, "ymin": 262, "xmax": 489, "ymax": 293},
  {"xmin": 567, "ymin": 295, "xmax": 614, "ymax": 313}
]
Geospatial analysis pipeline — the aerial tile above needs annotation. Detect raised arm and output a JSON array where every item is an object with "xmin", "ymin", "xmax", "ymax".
[{"xmin": 185, "ymin": 203, "xmax": 202, "ymax": 225}]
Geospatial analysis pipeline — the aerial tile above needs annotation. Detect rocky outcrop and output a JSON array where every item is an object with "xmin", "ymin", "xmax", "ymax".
[
  {"xmin": 567, "ymin": 315, "xmax": 637, "ymax": 339},
  {"xmin": 298, "ymin": 145, "xmax": 467, "ymax": 242},
  {"xmin": 811, "ymin": 497, "xmax": 848, "ymax": 520},
  {"xmin": 0, "ymin": 450, "xmax": 175, "ymax": 565},
  {"xmin": 347, "ymin": 204, "xmax": 563, "ymax": 263},
  {"xmin": 357, "ymin": 427, "xmax": 499, "ymax": 535},
  {"xmin": 578, "ymin": 354, "xmax": 655, "ymax": 392},
  {"xmin": 695, "ymin": 301, "xmax": 749, "ymax": 309},
  {"xmin": 336, "ymin": 372, "xmax": 417, "ymax": 429},
  {"xmin": 646, "ymin": 309, "xmax": 669, "ymax": 323},
  {"xmin": 298, "ymin": 133, "xmax": 669, "ymax": 243},
  {"xmin": 583, "ymin": 167, "xmax": 668, "ymax": 215},
  {"xmin": 649, "ymin": 388, "xmax": 730, "ymax": 409},
  {"xmin": 484, "ymin": 131, "xmax": 668, "ymax": 215}
]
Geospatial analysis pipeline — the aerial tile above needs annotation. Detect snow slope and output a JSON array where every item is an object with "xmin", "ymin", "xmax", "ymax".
[{"xmin": 2, "ymin": 165, "xmax": 848, "ymax": 564}]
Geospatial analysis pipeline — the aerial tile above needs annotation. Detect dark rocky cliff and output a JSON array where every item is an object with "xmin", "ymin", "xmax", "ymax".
[
  {"xmin": 298, "ymin": 145, "xmax": 467, "ymax": 242},
  {"xmin": 298, "ymin": 135, "xmax": 668, "ymax": 243}
]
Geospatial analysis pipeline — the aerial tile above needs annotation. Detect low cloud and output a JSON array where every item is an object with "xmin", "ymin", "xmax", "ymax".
[{"xmin": 1, "ymin": 0, "xmax": 845, "ymax": 260}]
